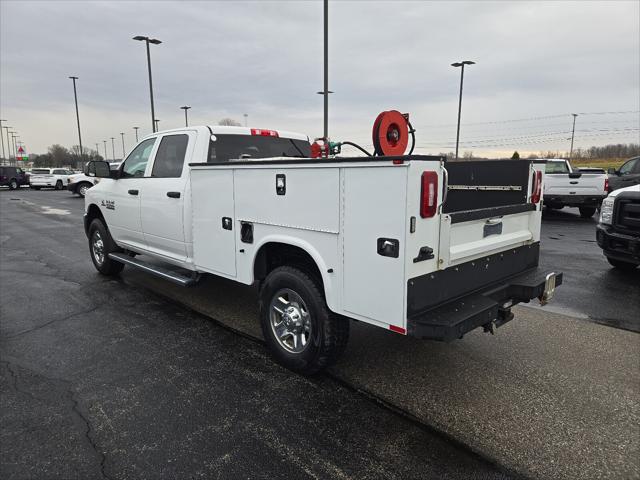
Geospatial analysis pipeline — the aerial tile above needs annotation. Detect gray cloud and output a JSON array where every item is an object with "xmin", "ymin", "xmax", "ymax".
[{"xmin": 1, "ymin": 0, "xmax": 638, "ymax": 157}]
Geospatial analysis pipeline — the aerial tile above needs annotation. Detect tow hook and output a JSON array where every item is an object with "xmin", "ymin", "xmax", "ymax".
[{"xmin": 539, "ymin": 272, "xmax": 557, "ymax": 306}]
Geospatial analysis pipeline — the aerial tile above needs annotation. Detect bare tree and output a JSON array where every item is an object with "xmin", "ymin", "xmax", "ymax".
[{"xmin": 218, "ymin": 118, "xmax": 242, "ymax": 127}]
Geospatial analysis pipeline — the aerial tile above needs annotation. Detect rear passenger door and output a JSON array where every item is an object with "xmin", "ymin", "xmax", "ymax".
[{"xmin": 140, "ymin": 132, "xmax": 194, "ymax": 261}]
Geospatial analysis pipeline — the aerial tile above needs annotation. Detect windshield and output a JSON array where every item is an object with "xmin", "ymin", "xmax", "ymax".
[
  {"xmin": 545, "ymin": 162, "xmax": 570, "ymax": 174},
  {"xmin": 207, "ymin": 134, "xmax": 310, "ymax": 162},
  {"xmin": 31, "ymin": 169, "xmax": 50, "ymax": 174}
]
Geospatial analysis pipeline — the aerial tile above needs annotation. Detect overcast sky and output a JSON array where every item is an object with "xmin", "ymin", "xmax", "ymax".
[{"xmin": 1, "ymin": 0, "xmax": 639, "ymax": 158}]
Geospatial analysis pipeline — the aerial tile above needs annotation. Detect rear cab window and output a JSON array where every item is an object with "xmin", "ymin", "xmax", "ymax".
[
  {"xmin": 207, "ymin": 134, "xmax": 310, "ymax": 163},
  {"xmin": 545, "ymin": 162, "xmax": 570, "ymax": 174},
  {"xmin": 151, "ymin": 134, "xmax": 189, "ymax": 178},
  {"xmin": 31, "ymin": 169, "xmax": 50, "ymax": 174}
]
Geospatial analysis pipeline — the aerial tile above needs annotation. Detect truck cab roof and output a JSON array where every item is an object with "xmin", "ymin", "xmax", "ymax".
[{"xmin": 142, "ymin": 125, "xmax": 309, "ymax": 143}]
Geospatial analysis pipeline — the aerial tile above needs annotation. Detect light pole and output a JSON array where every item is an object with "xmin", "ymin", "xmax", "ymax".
[
  {"xmin": 180, "ymin": 106, "xmax": 191, "ymax": 127},
  {"xmin": 68, "ymin": 76, "xmax": 83, "ymax": 157},
  {"xmin": 316, "ymin": 0, "xmax": 331, "ymax": 141},
  {"xmin": 133, "ymin": 35, "xmax": 162, "ymax": 133},
  {"xmin": 154, "ymin": 119, "xmax": 160, "ymax": 131},
  {"xmin": 11, "ymin": 134, "xmax": 18, "ymax": 165},
  {"xmin": 111, "ymin": 137, "xmax": 116, "ymax": 160},
  {"xmin": 243, "ymin": 113, "xmax": 248, "ymax": 127},
  {"xmin": 103, "ymin": 140, "xmax": 108, "ymax": 161},
  {"xmin": 133, "ymin": 126, "xmax": 140, "ymax": 142},
  {"xmin": 120, "ymin": 132, "xmax": 126, "ymax": 157},
  {"xmin": 569, "ymin": 113, "xmax": 578, "ymax": 160},
  {"xmin": 451, "ymin": 60, "xmax": 475, "ymax": 160},
  {"xmin": 0, "ymin": 119, "xmax": 6, "ymax": 161},
  {"xmin": 3, "ymin": 127, "xmax": 11, "ymax": 162},
  {"xmin": 95, "ymin": 143, "xmax": 100, "ymax": 158}
]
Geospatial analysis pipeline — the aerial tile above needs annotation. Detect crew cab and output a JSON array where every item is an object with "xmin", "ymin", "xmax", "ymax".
[
  {"xmin": 596, "ymin": 184, "xmax": 640, "ymax": 270},
  {"xmin": 607, "ymin": 156, "xmax": 640, "ymax": 192},
  {"xmin": 83, "ymin": 125, "xmax": 561, "ymax": 374},
  {"xmin": 543, "ymin": 159, "xmax": 608, "ymax": 217},
  {"xmin": 29, "ymin": 168, "xmax": 74, "ymax": 190}
]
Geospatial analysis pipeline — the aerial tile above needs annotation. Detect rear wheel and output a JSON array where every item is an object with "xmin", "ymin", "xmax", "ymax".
[
  {"xmin": 607, "ymin": 257, "xmax": 638, "ymax": 271},
  {"xmin": 88, "ymin": 219, "xmax": 124, "ymax": 276},
  {"xmin": 579, "ymin": 206, "xmax": 596, "ymax": 218},
  {"xmin": 55, "ymin": 180, "xmax": 63, "ymax": 190},
  {"xmin": 259, "ymin": 266, "xmax": 349, "ymax": 375},
  {"xmin": 78, "ymin": 182, "xmax": 91, "ymax": 197},
  {"xmin": 8, "ymin": 179, "xmax": 18, "ymax": 190}
]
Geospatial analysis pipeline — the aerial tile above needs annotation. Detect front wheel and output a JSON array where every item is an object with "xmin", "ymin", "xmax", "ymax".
[
  {"xmin": 78, "ymin": 183, "xmax": 91, "ymax": 197},
  {"xmin": 579, "ymin": 206, "xmax": 596, "ymax": 218},
  {"xmin": 8, "ymin": 179, "xmax": 18, "ymax": 190},
  {"xmin": 88, "ymin": 219, "xmax": 124, "ymax": 276},
  {"xmin": 607, "ymin": 257, "xmax": 638, "ymax": 271},
  {"xmin": 259, "ymin": 266, "xmax": 349, "ymax": 375},
  {"xmin": 55, "ymin": 180, "xmax": 63, "ymax": 190}
]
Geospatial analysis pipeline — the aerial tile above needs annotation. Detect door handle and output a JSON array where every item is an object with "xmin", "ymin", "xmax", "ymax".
[
  {"xmin": 167, "ymin": 191, "xmax": 181, "ymax": 198},
  {"xmin": 128, "ymin": 189, "xmax": 139, "ymax": 195}
]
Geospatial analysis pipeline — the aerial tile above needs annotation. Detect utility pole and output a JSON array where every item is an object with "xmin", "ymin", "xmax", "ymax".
[
  {"xmin": 120, "ymin": 132, "xmax": 126, "ymax": 157},
  {"xmin": 0, "ymin": 119, "xmax": 6, "ymax": 161},
  {"xmin": 133, "ymin": 35, "xmax": 162, "ymax": 133},
  {"xmin": 111, "ymin": 137, "xmax": 116, "ymax": 161},
  {"xmin": 103, "ymin": 140, "xmax": 108, "ymax": 161},
  {"xmin": 133, "ymin": 126, "xmax": 140, "ymax": 142},
  {"xmin": 180, "ymin": 106, "xmax": 191, "ymax": 127},
  {"xmin": 69, "ymin": 76, "xmax": 83, "ymax": 157},
  {"xmin": 451, "ymin": 60, "xmax": 475, "ymax": 160},
  {"xmin": 3, "ymin": 127, "xmax": 12, "ymax": 163},
  {"xmin": 154, "ymin": 119, "xmax": 160, "ymax": 131},
  {"xmin": 315, "ymin": 0, "xmax": 333, "ymax": 142},
  {"xmin": 569, "ymin": 113, "xmax": 578, "ymax": 160},
  {"xmin": 95, "ymin": 143, "xmax": 100, "ymax": 158}
]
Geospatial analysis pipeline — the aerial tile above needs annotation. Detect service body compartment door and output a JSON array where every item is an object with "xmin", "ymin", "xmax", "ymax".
[
  {"xmin": 342, "ymin": 166, "xmax": 407, "ymax": 325},
  {"xmin": 191, "ymin": 169, "xmax": 237, "ymax": 277}
]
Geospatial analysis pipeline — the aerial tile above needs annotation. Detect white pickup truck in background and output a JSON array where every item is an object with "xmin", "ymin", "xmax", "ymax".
[
  {"xmin": 82, "ymin": 125, "xmax": 562, "ymax": 374},
  {"xmin": 29, "ymin": 168, "xmax": 74, "ymax": 190},
  {"xmin": 543, "ymin": 159, "xmax": 608, "ymax": 217}
]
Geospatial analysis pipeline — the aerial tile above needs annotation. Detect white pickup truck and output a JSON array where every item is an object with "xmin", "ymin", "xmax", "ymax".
[
  {"xmin": 83, "ymin": 125, "xmax": 561, "ymax": 374},
  {"xmin": 29, "ymin": 168, "xmax": 74, "ymax": 190},
  {"xmin": 543, "ymin": 159, "xmax": 608, "ymax": 217}
]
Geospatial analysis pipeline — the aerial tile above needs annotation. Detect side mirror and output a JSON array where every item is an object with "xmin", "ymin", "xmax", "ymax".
[{"xmin": 84, "ymin": 160, "xmax": 111, "ymax": 178}]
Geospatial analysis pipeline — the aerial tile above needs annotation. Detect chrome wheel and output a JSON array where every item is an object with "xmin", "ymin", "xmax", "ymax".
[
  {"xmin": 79, "ymin": 184, "xmax": 88, "ymax": 196},
  {"xmin": 269, "ymin": 288, "xmax": 312, "ymax": 354},
  {"xmin": 92, "ymin": 231, "xmax": 105, "ymax": 266},
  {"xmin": 10, "ymin": 180, "xmax": 17, "ymax": 190}
]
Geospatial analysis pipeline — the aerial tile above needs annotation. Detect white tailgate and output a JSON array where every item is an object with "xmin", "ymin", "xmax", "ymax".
[
  {"xmin": 545, "ymin": 174, "xmax": 606, "ymax": 196},
  {"xmin": 342, "ymin": 167, "xmax": 407, "ymax": 325}
]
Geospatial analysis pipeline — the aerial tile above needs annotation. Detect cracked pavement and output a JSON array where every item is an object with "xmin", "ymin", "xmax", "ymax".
[{"xmin": 1, "ymin": 190, "xmax": 514, "ymax": 479}]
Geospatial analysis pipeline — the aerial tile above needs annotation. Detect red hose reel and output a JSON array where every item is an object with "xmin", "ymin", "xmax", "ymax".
[{"xmin": 372, "ymin": 110, "xmax": 410, "ymax": 156}]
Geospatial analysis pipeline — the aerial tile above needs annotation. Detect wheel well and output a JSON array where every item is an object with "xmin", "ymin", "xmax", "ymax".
[
  {"xmin": 254, "ymin": 242, "xmax": 324, "ymax": 288},
  {"xmin": 86, "ymin": 204, "xmax": 106, "ymax": 232}
]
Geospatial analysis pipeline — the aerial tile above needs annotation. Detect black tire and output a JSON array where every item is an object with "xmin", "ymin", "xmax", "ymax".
[
  {"xmin": 259, "ymin": 266, "xmax": 349, "ymax": 375},
  {"xmin": 579, "ymin": 207, "xmax": 596, "ymax": 218},
  {"xmin": 8, "ymin": 179, "xmax": 18, "ymax": 190},
  {"xmin": 607, "ymin": 257, "xmax": 638, "ymax": 271},
  {"xmin": 55, "ymin": 180, "xmax": 63, "ymax": 190},
  {"xmin": 548, "ymin": 205, "xmax": 563, "ymax": 210},
  {"xmin": 77, "ymin": 182, "xmax": 91, "ymax": 197},
  {"xmin": 88, "ymin": 218, "xmax": 124, "ymax": 276},
  {"xmin": 33, "ymin": 186, "xmax": 41, "ymax": 190}
]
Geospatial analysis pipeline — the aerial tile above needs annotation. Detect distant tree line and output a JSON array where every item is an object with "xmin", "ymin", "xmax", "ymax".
[
  {"xmin": 30, "ymin": 144, "xmax": 103, "ymax": 169},
  {"xmin": 531, "ymin": 143, "xmax": 639, "ymax": 160}
]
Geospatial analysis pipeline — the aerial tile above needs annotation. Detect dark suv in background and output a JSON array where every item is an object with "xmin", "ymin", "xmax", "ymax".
[
  {"xmin": 608, "ymin": 156, "xmax": 640, "ymax": 192},
  {"xmin": 0, "ymin": 166, "xmax": 29, "ymax": 190}
]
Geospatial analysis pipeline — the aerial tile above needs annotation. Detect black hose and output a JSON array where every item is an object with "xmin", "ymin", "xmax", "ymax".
[
  {"xmin": 340, "ymin": 141, "xmax": 373, "ymax": 157},
  {"xmin": 407, "ymin": 119, "xmax": 416, "ymax": 155}
]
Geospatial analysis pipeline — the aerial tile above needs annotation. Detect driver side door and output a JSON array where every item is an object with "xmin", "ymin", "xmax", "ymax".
[{"xmin": 103, "ymin": 137, "xmax": 157, "ymax": 250}]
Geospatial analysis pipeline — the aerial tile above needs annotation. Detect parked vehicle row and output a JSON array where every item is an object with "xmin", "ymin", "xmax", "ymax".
[
  {"xmin": 29, "ymin": 168, "xmax": 74, "ymax": 190},
  {"xmin": 0, "ymin": 166, "xmax": 29, "ymax": 189}
]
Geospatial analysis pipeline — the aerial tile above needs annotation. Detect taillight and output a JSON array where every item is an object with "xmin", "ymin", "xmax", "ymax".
[
  {"xmin": 251, "ymin": 128, "xmax": 278, "ymax": 137},
  {"xmin": 530, "ymin": 170, "xmax": 542, "ymax": 204},
  {"xmin": 420, "ymin": 171, "xmax": 438, "ymax": 218},
  {"xmin": 604, "ymin": 177, "xmax": 609, "ymax": 192}
]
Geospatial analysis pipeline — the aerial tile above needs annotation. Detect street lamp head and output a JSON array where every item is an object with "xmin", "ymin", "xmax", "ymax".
[
  {"xmin": 69, "ymin": 76, "xmax": 78, "ymax": 80},
  {"xmin": 452, "ymin": 61, "xmax": 476, "ymax": 67},
  {"xmin": 133, "ymin": 35, "xmax": 147, "ymax": 41},
  {"xmin": 180, "ymin": 106, "xmax": 191, "ymax": 110},
  {"xmin": 148, "ymin": 38, "xmax": 162, "ymax": 45},
  {"xmin": 572, "ymin": 113, "xmax": 578, "ymax": 117},
  {"xmin": 316, "ymin": 90, "xmax": 334, "ymax": 94}
]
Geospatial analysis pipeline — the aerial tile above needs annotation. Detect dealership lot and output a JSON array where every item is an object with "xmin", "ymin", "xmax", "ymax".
[{"xmin": 1, "ymin": 189, "xmax": 638, "ymax": 479}]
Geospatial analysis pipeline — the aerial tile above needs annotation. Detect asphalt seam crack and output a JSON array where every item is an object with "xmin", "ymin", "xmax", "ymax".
[{"xmin": 4, "ymin": 303, "xmax": 105, "ymax": 339}]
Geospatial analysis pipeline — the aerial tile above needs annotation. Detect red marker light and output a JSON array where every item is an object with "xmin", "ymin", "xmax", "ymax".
[
  {"xmin": 530, "ymin": 170, "xmax": 542, "ymax": 204},
  {"xmin": 389, "ymin": 325, "xmax": 406, "ymax": 335},
  {"xmin": 251, "ymin": 128, "xmax": 279, "ymax": 137},
  {"xmin": 420, "ymin": 171, "xmax": 438, "ymax": 218}
]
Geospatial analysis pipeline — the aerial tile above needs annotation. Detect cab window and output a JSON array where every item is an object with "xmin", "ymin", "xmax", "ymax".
[
  {"xmin": 619, "ymin": 158, "xmax": 637, "ymax": 175},
  {"xmin": 151, "ymin": 134, "xmax": 188, "ymax": 178},
  {"xmin": 545, "ymin": 162, "xmax": 570, "ymax": 174},
  {"xmin": 121, "ymin": 138, "xmax": 156, "ymax": 178}
]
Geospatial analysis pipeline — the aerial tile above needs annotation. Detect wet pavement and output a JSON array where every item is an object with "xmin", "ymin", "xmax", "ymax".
[{"xmin": 1, "ymin": 188, "xmax": 639, "ymax": 479}]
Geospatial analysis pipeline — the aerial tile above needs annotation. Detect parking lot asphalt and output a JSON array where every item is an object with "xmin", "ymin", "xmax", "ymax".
[
  {"xmin": 1, "ymin": 189, "xmax": 511, "ymax": 480},
  {"xmin": 2, "ymin": 188, "xmax": 639, "ymax": 479}
]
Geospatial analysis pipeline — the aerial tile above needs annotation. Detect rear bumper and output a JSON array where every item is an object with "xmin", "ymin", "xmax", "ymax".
[
  {"xmin": 407, "ymin": 268, "xmax": 563, "ymax": 341},
  {"xmin": 544, "ymin": 194, "xmax": 605, "ymax": 207},
  {"xmin": 596, "ymin": 224, "xmax": 640, "ymax": 264}
]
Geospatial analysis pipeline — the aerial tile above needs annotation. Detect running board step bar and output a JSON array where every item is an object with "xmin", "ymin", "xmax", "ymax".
[{"xmin": 108, "ymin": 253, "xmax": 199, "ymax": 287}]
